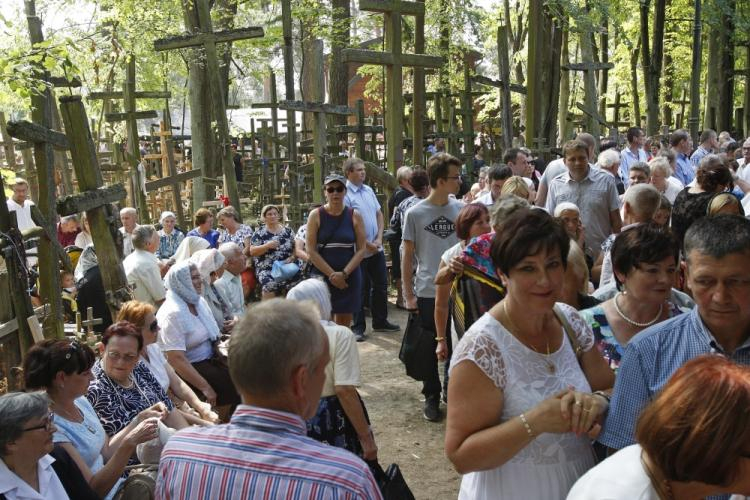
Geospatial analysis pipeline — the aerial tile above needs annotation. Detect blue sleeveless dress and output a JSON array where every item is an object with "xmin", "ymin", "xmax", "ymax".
[{"xmin": 315, "ymin": 207, "xmax": 362, "ymax": 314}]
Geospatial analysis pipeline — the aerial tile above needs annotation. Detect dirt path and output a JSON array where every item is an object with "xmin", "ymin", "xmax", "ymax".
[{"xmin": 357, "ymin": 306, "xmax": 461, "ymax": 500}]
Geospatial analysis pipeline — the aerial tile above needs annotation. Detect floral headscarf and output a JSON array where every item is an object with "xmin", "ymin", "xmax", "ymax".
[{"xmin": 164, "ymin": 261, "xmax": 201, "ymax": 305}]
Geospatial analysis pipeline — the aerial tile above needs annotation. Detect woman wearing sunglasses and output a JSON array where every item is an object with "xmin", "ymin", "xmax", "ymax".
[
  {"xmin": 305, "ymin": 174, "xmax": 366, "ymax": 328},
  {"xmin": 0, "ymin": 391, "xmax": 98, "ymax": 500},
  {"xmin": 23, "ymin": 339, "xmax": 161, "ymax": 499},
  {"xmin": 117, "ymin": 301, "xmax": 219, "ymax": 425}
]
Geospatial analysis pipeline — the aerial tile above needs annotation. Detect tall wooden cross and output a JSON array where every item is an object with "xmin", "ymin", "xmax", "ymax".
[
  {"xmin": 342, "ymin": 0, "xmax": 444, "ymax": 174},
  {"xmin": 89, "ymin": 55, "xmax": 165, "ymax": 219},
  {"xmin": 607, "ymin": 92, "xmax": 630, "ymax": 128},
  {"xmin": 58, "ymin": 95, "xmax": 133, "ymax": 321},
  {"xmin": 278, "ymin": 100, "xmax": 353, "ymax": 202},
  {"xmin": 562, "ymin": 58, "xmax": 614, "ymax": 143},
  {"xmin": 154, "ymin": 0, "xmax": 264, "ymax": 217}
]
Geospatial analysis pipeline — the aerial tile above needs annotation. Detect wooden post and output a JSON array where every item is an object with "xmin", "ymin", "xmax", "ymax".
[
  {"xmin": 58, "ymin": 95, "xmax": 133, "ymax": 321},
  {"xmin": 412, "ymin": 0, "xmax": 426, "ymax": 167},
  {"xmin": 0, "ymin": 113, "xmax": 18, "ymax": 170},
  {"xmin": 23, "ymin": 0, "xmax": 63, "ymax": 339},
  {"xmin": 342, "ymin": 0, "xmax": 444, "ymax": 174},
  {"xmin": 337, "ymin": 99, "xmax": 384, "ymax": 161},
  {"xmin": 154, "ymin": 0, "xmax": 264, "ymax": 218},
  {"xmin": 281, "ymin": 0, "xmax": 297, "ymax": 163},
  {"xmin": 562, "ymin": 60, "xmax": 613, "ymax": 145}
]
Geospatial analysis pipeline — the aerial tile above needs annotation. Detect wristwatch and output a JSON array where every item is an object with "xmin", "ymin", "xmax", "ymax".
[{"xmin": 341, "ymin": 270, "xmax": 349, "ymax": 280}]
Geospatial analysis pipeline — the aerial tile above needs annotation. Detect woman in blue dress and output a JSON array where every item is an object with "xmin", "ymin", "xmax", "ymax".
[
  {"xmin": 248, "ymin": 204, "xmax": 300, "ymax": 299},
  {"xmin": 305, "ymin": 174, "xmax": 366, "ymax": 327}
]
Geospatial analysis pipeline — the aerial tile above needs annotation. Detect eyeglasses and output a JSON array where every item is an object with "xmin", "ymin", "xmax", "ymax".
[
  {"xmin": 106, "ymin": 351, "xmax": 139, "ymax": 363},
  {"xmin": 149, "ymin": 320, "xmax": 159, "ymax": 332},
  {"xmin": 23, "ymin": 413, "xmax": 55, "ymax": 432},
  {"xmin": 326, "ymin": 186, "xmax": 345, "ymax": 193}
]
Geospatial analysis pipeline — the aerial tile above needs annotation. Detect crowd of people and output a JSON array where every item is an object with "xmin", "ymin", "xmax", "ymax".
[{"xmin": 1, "ymin": 127, "xmax": 750, "ymax": 500}]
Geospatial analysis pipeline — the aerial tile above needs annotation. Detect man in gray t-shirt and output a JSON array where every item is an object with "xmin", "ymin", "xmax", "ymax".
[{"xmin": 402, "ymin": 153, "xmax": 464, "ymax": 422}]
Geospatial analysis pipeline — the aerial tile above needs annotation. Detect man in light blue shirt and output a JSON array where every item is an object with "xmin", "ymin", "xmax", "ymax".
[
  {"xmin": 690, "ymin": 128, "xmax": 718, "ymax": 167},
  {"xmin": 619, "ymin": 127, "xmax": 648, "ymax": 187},
  {"xmin": 599, "ymin": 215, "xmax": 750, "ymax": 453},
  {"xmin": 670, "ymin": 129, "xmax": 695, "ymax": 185},
  {"xmin": 343, "ymin": 158, "xmax": 400, "ymax": 340},
  {"xmin": 216, "ymin": 242, "xmax": 246, "ymax": 319}
]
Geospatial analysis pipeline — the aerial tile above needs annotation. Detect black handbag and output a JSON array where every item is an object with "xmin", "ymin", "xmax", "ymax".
[
  {"xmin": 398, "ymin": 311, "xmax": 434, "ymax": 381},
  {"xmin": 367, "ymin": 461, "xmax": 415, "ymax": 500}
]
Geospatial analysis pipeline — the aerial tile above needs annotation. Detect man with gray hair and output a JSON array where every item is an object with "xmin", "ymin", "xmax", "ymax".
[
  {"xmin": 216, "ymin": 242, "xmax": 246, "ymax": 317},
  {"xmin": 156, "ymin": 299, "xmax": 382, "ymax": 499},
  {"xmin": 56, "ymin": 214, "xmax": 80, "ymax": 247},
  {"xmin": 599, "ymin": 215, "xmax": 750, "ymax": 451},
  {"xmin": 593, "ymin": 183, "xmax": 662, "ymax": 289},
  {"xmin": 123, "ymin": 225, "xmax": 166, "ymax": 306},
  {"xmin": 119, "ymin": 207, "xmax": 138, "ymax": 257}
]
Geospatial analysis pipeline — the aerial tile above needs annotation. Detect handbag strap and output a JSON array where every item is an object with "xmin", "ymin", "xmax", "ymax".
[
  {"xmin": 317, "ymin": 206, "xmax": 349, "ymax": 249},
  {"xmin": 552, "ymin": 304, "xmax": 583, "ymax": 361}
]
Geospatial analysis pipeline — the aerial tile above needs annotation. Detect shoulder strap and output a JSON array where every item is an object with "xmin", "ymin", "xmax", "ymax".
[
  {"xmin": 318, "ymin": 207, "xmax": 348, "ymax": 249},
  {"xmin": 553, "ymin": 304, "xmax": 583, "ymax": 361}
]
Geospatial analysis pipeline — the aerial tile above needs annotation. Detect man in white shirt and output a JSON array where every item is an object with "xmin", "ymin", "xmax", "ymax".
[
  {"xmin": 216, "ymin": 242, "xmax": 246, "ymax": 318},
  {"xmin": 6, "ymin": 178, "xmax": 39, "ymax": 264},
  {"xmin": 123, "ymin": 225, "xmax": 166, "ymax": 306},
  {"xmin": 737, "ymin": 137, "xmax": 750, "ymax": 183},
  {"xmin": 118, "ymin": 207, "xmax": 138, "ymax": 257},
  {"xmin": 536, "ymin": 132, "xmax": 596, "ymax": 207}
]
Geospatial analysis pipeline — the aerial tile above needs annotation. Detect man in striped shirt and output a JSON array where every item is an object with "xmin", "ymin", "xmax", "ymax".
[{"xmin": 156, "ymin": 299, "xmax": 382, "ymax": 500}]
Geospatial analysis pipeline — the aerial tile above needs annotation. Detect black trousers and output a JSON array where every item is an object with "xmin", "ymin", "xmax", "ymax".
[{"xmin": 416, "ymin": 296, "xmax": 452, "ymax": 398}]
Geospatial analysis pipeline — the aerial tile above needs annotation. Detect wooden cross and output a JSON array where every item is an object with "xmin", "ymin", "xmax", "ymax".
[
  {"xmin": 336, "ymin": 99, "xmax": 384, "ymax": 162},
  {"xmin": 562, "ymin": 52, "xmax": 614, "ymax": 142},
  {"xmin": 342, "ymin": 0, "xmax": 444, "ymax": 174},
  {"xmin": 75, "ymin": 307, "xmax": 103, "ymax": 346},
  {"xmin": 278, "ymin": 100, "xmax": 353, "ymax": 203},
  {"xmin": 154, "ymin": 0, "xmax": 264, "ymax": 217},
  {"xmin": 58, "ymin": 95, "xmax": 133, "ymax": 321},
  {"xmin": 250, "ymin": 69, "xmax": 283, "ymax": 161},
  {"xmin": 141, "ymin": 121, "xmax": 197, "ymax": 227},
  {"xmin": 88, "ymin": 56, "xmax": 166, "ymax": 219},
  {"xmin": 531, "ymin": 137, "xmax": 553, "ymax": 159},
  {"xmin": 607, "ymin": 92, "xmax": 630, "ymax": 128}
]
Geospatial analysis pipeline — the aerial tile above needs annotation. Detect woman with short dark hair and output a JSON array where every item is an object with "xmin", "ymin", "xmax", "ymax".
[
  {"xmin": 671, "ymin": 154, "xmax": 734, "ymax": 249},
  {"xmin": 24, "ymin": 339, "xmax": 159, "ymax": 498},
  {"xmin": 87, "ymin": 321, "xmax": 188, "ymax": 447},
  {"xmin": 445, "ymin": 208, "xmax": 614, "ymax": 499},
  {"xmin": 568, "ymin": 355, "xmax": 750, "ymax": 498},
  {"xmin": 247, "ymin": 204, "xmax": 299, "ymax": 299},
  {"xmin": 580, "ymin": 224, "xmax": 687, "ymax": 373}
]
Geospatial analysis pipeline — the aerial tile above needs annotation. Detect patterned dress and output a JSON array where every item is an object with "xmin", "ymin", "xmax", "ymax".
[
  {"xmin": 250, "ymin": 225, "xmax": 299, "ymax": 293},
  {"xmin": 156, "ymin": 229, "xmax": 185, "ymax": 260},
  {"xmin": 218, "ymin": 224, "xmax": 254, "ymax": 249},
  {"xmin": 579, "ymin": 302, "xmax": 689, "ymax": 374}
]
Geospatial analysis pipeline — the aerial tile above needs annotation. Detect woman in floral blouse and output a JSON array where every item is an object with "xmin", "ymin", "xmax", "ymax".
[{"xmin": 248, "ymin": 205, "xmax": 300, "ymax": 299}]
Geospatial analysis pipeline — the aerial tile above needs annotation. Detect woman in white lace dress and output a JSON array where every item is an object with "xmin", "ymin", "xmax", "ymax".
[{"xmin": 445, "ymin": 208, "xmax": 615, "ymax": 500}]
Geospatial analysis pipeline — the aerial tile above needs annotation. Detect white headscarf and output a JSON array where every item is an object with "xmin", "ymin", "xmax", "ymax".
[
  {"xmin": 173, "ymin": 236, "xmax": 210, "ymax": 263},
  {"xmin": 159, "ymin": 211, "xmax": 176, "ymax": 224},
  {"xmin": 287, "ymin": 278, "xmax": 333, "ymax": 323},
  {"xmin": 189, "ymin": 249, "xmax": 225, "ymax": 282},
  {"xmin": 74, "ymin": 244, "xmax": 98, "ymax": 283},
  {"xmin": 162, "ymin": 261, "xmax": 220, "ymax": 341}
]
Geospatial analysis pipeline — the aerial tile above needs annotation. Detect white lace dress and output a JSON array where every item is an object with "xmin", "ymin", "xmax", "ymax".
[{"xmin": 450, "ymin": 303, "xmax": 597, "ymax": 500}]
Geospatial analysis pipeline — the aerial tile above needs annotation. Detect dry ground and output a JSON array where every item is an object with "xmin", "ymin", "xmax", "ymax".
[{"xmin": 357, "ymin": 305, "xmax": 462, "ymax": 500}]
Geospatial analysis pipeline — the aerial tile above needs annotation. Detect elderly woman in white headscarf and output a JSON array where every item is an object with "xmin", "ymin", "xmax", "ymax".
[
  {"xmin": 156, "ymin": 261, "xmax": 240, "ymax": 422},
  {"xmin": 287, "ymin": 279, "xmax": 378, "ymax": 461},
  {"xmin": 172, "ymin": 236, "xmax": 210, "ymax": 263},
  {"xmin": 189, "ymin": 249, "xmax": 236, "ymax": 332}
]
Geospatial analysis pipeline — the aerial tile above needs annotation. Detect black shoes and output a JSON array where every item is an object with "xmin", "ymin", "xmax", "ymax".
[
  {"xmin": 372, "ymin": 321, "xmax": 400, "ymax": 332},
  {"xmin": 353, "ymin": 328, "xmax": 367, "ymax": 342},
  {"xmin": 423, "ymin": 394, "xmax": 442, "ymax": 422}
]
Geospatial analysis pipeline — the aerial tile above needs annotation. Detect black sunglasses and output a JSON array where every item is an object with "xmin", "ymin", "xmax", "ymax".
[
  {"xmin": 149, "ymin": 320, "xmax": 159, "ymax": 332},
  {"xmin": 326, "ymin": 186, "xmax": 345, "ymax": 193}
]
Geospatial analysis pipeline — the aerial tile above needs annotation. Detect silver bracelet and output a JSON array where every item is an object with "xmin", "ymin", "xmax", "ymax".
[{"xmin": 519, "ymin": 413, "xmax": 534, "ymax": 438}]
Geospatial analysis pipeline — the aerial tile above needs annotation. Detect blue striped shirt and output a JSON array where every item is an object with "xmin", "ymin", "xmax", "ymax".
[
  {"xmin": 599, "ymin": 307, "xmax": 750, "ymax": 451},
  {"xmin": 673, "ymin": 151, "xmax": 695, "ymax": 185},
  {"xmin": 690, "ymin": 145, "xmax": 712, "ymax": 167},
  {"xmin": 619, "ymin": 147, "xmax": 648, "ymax": 186},
  {"xmin": 156, "ymin": 405, "xmax": 382, "ymax": 500}
]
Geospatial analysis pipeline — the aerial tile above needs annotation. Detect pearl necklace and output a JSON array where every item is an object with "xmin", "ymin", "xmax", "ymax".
[{"xmin": 613, "ymin": 292, "xmax": 663, "ymax": 328}]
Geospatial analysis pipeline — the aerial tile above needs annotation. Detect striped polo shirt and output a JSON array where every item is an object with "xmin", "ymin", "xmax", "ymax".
[{"xmin": 156, "ymin": 405, "xmax": 382, "ymax": 500}]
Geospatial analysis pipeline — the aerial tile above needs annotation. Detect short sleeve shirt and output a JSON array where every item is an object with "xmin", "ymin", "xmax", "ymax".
[
  {"xmin": 321, "ymin": 324, "xmax": 361, "ymax": 397},
  {"xmin": 345, "ymin": 181, "xmax": 381, "ymax": 253}
]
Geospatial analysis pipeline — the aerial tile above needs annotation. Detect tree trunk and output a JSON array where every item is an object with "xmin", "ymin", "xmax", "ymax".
[
  {"xmin": 716, "ymin": 0, "xmax": 735, "ymax": 132},
  {"xmin": 661, "ymin": 0, "xmax": 673, "ymax": 127},
  {"xmin": 640, "ymin": 0, "xmax": 666, "ymax": 135},
  {"xmin": 542, "ymin": 19, "xmax": 562, "ymax": 151},
  {"xmin": 328, "ymin": 0, "xmax": 350, "ymax": 128},
  {"xmin": 630, "ymin": 38, "xmax": 641, "ymax": 127},
  {"xmin": 558, "ymin": 29, "xmax": 572, "ymax": 144},
  {"xmin": 598, "ymin": 19, "xmax": 609, "ymax": 121},
  {"xmin": 213, "ymin": 0, "xmax": 238, "ymax": 106},
  {"xmin": 703, "ymin": 25, "xmax": 720, "ymax": 130}
]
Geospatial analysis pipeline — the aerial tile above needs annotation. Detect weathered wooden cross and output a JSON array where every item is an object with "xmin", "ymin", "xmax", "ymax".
[
  {"xmin": 562, "ymin": 57, "xmax": 614, "ymax": 142},
  {"xmin": 58, "ymin": 95, "xmax": 133, "ymax": 321},
  {"xmin": 336, "ymin": 99, "xmax": 384, "ymax": 162},
  {"xmin": 278, "ymin": 100, "xmax": 353, "ymax": 203},
  {"xmin": 88, "ymin": 56, "xmax": 165, "ymax": 219},
  {"xmin": 342, "ymin": 0, "xmax": 444, "ymax": 174},
  {"xmin": 154, "ymin": 0, "xmax": 264, "ymax": 217}
]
